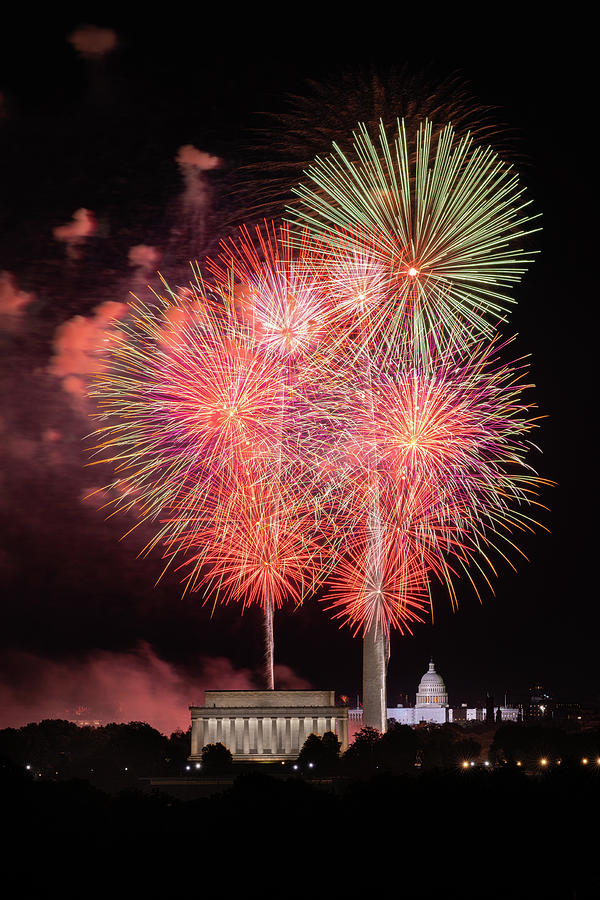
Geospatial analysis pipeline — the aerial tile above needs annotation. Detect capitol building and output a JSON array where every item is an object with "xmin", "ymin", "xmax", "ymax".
[
  {"xmin": 351, "ymin": 659, "xmax": 519, "ymax": 729},
  {"xmin": 388, "ymin": 659, "xmax": 453, "ymax": 725}
]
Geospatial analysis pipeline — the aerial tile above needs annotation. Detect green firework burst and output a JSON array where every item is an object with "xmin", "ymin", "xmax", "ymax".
[{"xmin": 289, "ymin": 119, "xmax": 539, "ymax": 351}]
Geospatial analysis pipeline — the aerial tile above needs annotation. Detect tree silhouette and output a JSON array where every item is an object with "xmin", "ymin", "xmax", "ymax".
[{"xmin": 201, "ymin": 742, "xmax": 233, "ymax": 774}]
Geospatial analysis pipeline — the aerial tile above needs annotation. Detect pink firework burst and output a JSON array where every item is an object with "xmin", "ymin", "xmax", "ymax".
[{"xmin": 321, "ymin": 333, "xmax": 543, "ymax": 635}]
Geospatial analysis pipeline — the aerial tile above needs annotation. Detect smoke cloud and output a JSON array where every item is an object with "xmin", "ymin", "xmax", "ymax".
[
  {"xmin": 0, "ymin": 644, "xmax": 251, "ymax": 735},
  {"xmin": 176, "ymin": 145, "xmax": 221, "ymax": 171},
  {"xmin": 170, "ymin": 145, "xmax": 222, "ymax": 261},
  {"xmin": 0, "ymin": 644, "xmax": 313, "ymax": 735},
  {"xmin": 128, "ymin": 244, "xmax": 161, "ymax": 272},
  {"xmin": 0, "ymin": 271, "xmax": 34, "ymax": 322},
  {"xmin": 273, "ymin": 665, "xmax": 312, "ymax": 689},
  {"xmin": 53, "ymin": 208, "xmax": 97, "ymax": 259},
  {"xmin": 68, "ymin": 25, "xmax": 118, "ymax": 59},
  {"xmin": 48, "ymin": 299, "xmax": 129, "ymax": 401}
]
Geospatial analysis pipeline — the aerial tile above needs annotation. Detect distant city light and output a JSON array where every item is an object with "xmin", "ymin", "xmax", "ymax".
[
  {"xmin": 582, "ymin": 758, "xmax": 589, "ymax": 765},
  {"xmin": 462, "ymin": 761, "xmax": 469, "ymax": 769},
  {"xmin": 540, "ymin": 758, "xmax": 548, "ymax": 766}
]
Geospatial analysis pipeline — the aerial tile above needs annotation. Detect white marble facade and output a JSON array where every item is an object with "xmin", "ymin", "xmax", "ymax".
[{"xmin": 190, "ymin": 690, "xmax": 349, "ymax": 762}]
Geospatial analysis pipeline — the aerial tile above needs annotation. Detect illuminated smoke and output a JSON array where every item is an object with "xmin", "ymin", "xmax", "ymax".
[
  {"xmin": 0, "ymin": 644, "xmax": 310, "ymax": 735},
  {"xmin": 49, "ymin": 300, "xmax": 128, "ymax": 401},
  {"xmin": 176, "ymin": 146, "xmax": 221, "ymax": 172},
  {"xmin": 67, "ymin": 25, "xmax": 118, "ymax": 59},
  {"xmin": 170, "ymin": 145, "xmax": 221, "ymax": 262},
  {"xmin": 128, "ymin": 244, "xmax": 161, "ymax": 274},
  {"xmin": 53, "ymin": 208, "xmax": 97, "ymax": 259},
  {"xmin": 0, "ymin": 272, "xmax": 33, "ymax": 326},
  {"xmin": 273, "ymin": 664, "xmax": 312, "ymax": 689}
]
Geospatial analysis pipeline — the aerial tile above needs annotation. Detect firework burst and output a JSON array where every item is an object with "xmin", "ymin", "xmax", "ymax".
[
  {"xmin": 323, "ymin": 333, "xmax": 544, "ymax": 636},
  {"xmin": 89, "ymin": 230, "xmax": 351, "ymax": 688},
  {"xmin": 89, "ymin": 289, "xmax": 296, "ymax": 551},
  {"xmin": 206, "ymin": 220, "xmax": 334, "ymax": 362},
  {"xmin": 326, "ymin": 528, "xmax": 430, "ymax": 636},
  {"xmin": 232, "ymin": 66, "xmax": 509, "ymax": 225},
  {"xmin": 88, "ymin": 151, "xmax": 545, "ymax": 714},
  {"xmin": 164, "ymin": 474, "xmax": 327, "ymax": 610},
  {"xmin": 290, "ymin": 120, "xmax": 538, "ymax": 349}
]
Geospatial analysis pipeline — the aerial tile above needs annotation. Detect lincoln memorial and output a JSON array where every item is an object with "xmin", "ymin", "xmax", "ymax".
[{"xmin": 190, "ymin": 690, "xmax": 349, "ymax": 762}]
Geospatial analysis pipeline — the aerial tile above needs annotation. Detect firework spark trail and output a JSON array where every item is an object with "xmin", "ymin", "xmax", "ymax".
[
  {"xmin": 322, "ymin": 333, "xmax": 545, "ymax": 637},
  {"xmin": 289, "ymin": 119, "xmax": 538, "ymax": 352},
  {"xmin": 232, "ymin": 66, "xmax": 510, "ymax": 225},
  {"xmin": 90, "ymin": 289, "xmax": 295, "ymax": 555},
  {"xmin": 204, "ymin": 221, "xmax": 355, "ymax": 686},
  {"xmin": 310, "ymin": 225, "xmax": 393, "ymax": 350},
  {"xmin": 325, "ymin": 525, "xmax": 431, "ymax": 636},
  {"xmin": 88, "ymin": 237, "xmax": 544, "ymax": 662},
  {"xmin": 280, "ymin": 120, "xmax": 543, "ymax": 731},
  {"xmin": 88, "ymin": 138, "xmax": 545, "ymax": 709},
  {"xmin": 208, "ymin": 221, "xmax": 332, "ymax": 360},
  {"xmin": 90, "ymin": 226, "xmax": 353, "ymax": 689},
  {"xmin": 165, "ymin": 475, "xmax": 327, "ymax": 608}
]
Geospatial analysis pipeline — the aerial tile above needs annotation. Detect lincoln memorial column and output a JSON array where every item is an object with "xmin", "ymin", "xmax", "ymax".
[
  {"xmin": 291, "ymin": 717, "xmax": 299, "ymax": 754},
  {"xmin": 262, "ymin": 717, "xmax": 272, "ymax": 754},
  {"xmin": 235, "ymin": 717, "xmax": 243, "ymax": 754}
]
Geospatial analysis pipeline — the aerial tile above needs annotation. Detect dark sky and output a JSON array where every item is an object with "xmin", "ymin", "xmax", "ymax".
[{"xmin": 0, "ymin": 13, "xmax": 593, "ymax": 732}]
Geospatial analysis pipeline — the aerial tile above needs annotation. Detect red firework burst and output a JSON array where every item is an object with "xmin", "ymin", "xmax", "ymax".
[
  {"xmin": 165, "ymin": 474, "xmax": 328, "ymax": 610},
  {"xmin": 321, "ymin": 334, "xmax": 542, "ymax": 635}
]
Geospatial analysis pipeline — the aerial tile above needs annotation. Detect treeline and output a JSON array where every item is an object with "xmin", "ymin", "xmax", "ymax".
[
  {"xmin": 2, "ymin": 718, "xmax": 599, "ymax": 785},
  {"xmin": 492, "ymin": 722, "xmax": 600, "ymax": 766},
  {"xmin": 0, "ymin": 719, "xmax": 190, "ymax": 790},
  {"xmin": 288, "ymin": 721, "xmax": 600, "ymax": 775},
  {"xmin": 331, "ymin": 721, "xmax": 600, "ymax": 774}
]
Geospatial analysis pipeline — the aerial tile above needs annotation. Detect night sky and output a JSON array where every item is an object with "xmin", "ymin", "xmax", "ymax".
[{"xmin": 0, "ymin": 13, "xmax": 592, "ymax": 734}]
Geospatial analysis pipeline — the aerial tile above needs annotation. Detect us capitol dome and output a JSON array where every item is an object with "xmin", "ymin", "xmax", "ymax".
[
  {"xmin": 388, "ymin": 658, "xmax": 450, "ymax": 725},
  {"xmin": 381, "ymin": 658, "xmax": 519, "ymax": 728},
  {"xmin": 416, "ymin": 659, "xmax": 449, "ymax": 708}
]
